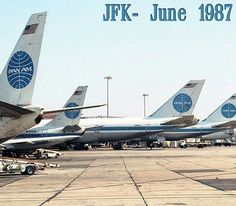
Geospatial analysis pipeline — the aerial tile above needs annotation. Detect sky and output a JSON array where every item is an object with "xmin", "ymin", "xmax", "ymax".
[{"xmin": 0, "ymin": 0, "xmax": 235, "ymax": 119}]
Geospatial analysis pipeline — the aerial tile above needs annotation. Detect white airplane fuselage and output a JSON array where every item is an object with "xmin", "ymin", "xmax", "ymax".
[{"xmin": 75, "ymin": 117, "xmax": 195, "ymax": 144}]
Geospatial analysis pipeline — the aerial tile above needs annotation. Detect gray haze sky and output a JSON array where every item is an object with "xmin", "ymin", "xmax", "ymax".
[{"xmin": 0, "ymin": 0, "xmax": 235, "ymax": 119}]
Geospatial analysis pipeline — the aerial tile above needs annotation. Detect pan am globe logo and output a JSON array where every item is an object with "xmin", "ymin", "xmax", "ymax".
[
  {"xmin": 7, "ymin": 51, "xmax": 34, "ymax": 89},
  {"xmin": 221, "ymin": 103, "xmax": 236, "ymax": 118},
  {"xmin": 173, "ymin": 93, "xmax": 192, "ymax": 113},
  {"xmin": 64, "ymin": 102, "xmax": 80, "ymax": 119}
]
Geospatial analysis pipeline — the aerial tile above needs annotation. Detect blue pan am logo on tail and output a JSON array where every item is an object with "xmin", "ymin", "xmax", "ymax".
[
  {"xmin": 65, "ymin": 102, "xmax": 80, "ymax": 119},
  {"xmin": 221, "ymin": 103, "xmax": 236, "ymax": 118},
  {"xmin": 7, "ymin": 51, "xmax": 34, "ymax": 89},
  {"xmin": 173, "ymin": 93, "xmax": 192, "ymax": 113}
]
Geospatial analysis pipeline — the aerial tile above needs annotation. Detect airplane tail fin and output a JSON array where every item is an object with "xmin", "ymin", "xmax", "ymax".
[
  {"xmin": 148, "ymin": 80, "xmax": 205, "ymax": 118},
  {"xmin": 0, "ymin": 12, "xmax": 47, "ymax": 106},
  {"xmin": 203, "ymin": 94, "xmax": 236, "ymax": 123},
  {"xmin": 46, "ymin": 86, "xmax": 88, "ymax": 127}
]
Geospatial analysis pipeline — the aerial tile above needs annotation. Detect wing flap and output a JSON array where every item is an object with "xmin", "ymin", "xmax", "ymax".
[{"xmin": 43, "ymin": 104, "xmax": 106, "ymax": 115}]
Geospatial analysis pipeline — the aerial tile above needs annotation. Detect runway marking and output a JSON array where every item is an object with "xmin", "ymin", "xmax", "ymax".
[
  {"xmin": 156, "ymin": 161, "xmax": 236, "ymax": 197},
  {"xmin": 38, "ymin": 160, "xmax": 94, "ymax": 206},
  {"xmin": 122, "ymin": 157, "xmax": 148, "ymax": 206}
]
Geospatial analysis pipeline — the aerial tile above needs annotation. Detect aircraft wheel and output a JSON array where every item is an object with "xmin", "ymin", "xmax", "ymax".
[{"xmin": 22, "ymin": 165, "xmax": 35, "ymax": 175}]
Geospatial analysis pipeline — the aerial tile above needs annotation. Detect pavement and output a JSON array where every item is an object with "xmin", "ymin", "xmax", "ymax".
[{"xmin": 1, "ymin": 147, "xmax": 236, "ymax": 205}]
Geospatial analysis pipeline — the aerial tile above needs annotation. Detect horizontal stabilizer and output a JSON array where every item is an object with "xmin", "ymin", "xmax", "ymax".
[
  {"xmin": 43, "ymin": 104, "xmax": 106, "ymax": 115},
  {"xmin": 161, "ymin": 115, "xmax": 198, "ymax": 127},
  {"xmin": 212, "ymin": 120, "xmax": 236, "ymax": 129},
  {"xmin": 0, "ymin": 101, "xmax": 34, "ymax": 117},
  {"xmin": 63, "ymin": 125, "xmax": 82, "ymax": 133}
]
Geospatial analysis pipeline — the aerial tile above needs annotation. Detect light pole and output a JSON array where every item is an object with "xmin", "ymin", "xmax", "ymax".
[
  {"xmin": 104, "ymin": 76, "xmax": 112, "ymax": 118},
  {"xmin": 143, "ymin": 93, "xmax": 149, "ymax": 117}
]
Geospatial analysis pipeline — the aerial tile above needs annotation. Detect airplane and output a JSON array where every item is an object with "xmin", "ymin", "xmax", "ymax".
[
  {"xmin": 1, "ymin": 86, "xmax": 89, "ymax": 156},
  {"xmin": 0, "ymin": 12, "xmax": 104, "ymax": 144},
  {"xmin": 155, "ymin": 94, "xmax": 236, "ymax": 141},
  {"xmin": 1, "ymin": 80, "xmax": 205, "ymax": 153},
  {"xmin": 69, "ymin": 80, "xmax": 205, "ymax": 150}
]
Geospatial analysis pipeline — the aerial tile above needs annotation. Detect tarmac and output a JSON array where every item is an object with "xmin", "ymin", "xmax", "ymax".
[{"xmin": 1, "ymin": 147, "xmax": 236, "ymax": 205}]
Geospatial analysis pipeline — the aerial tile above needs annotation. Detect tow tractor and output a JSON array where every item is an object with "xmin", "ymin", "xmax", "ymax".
[{"xmin": 33, "ymin": 149, "xmax": 62, "ymax": 159}]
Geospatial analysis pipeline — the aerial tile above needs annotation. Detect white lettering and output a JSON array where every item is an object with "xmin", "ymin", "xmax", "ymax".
[{"xmin": 8, "ymin": 66, "xmax": 32, "ymax": 74}]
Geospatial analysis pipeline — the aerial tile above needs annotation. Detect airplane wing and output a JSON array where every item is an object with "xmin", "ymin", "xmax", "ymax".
[
  {"xmin": 43, "ymin": 104, "xmax": 106, "ymax": 115},
  {"xmin": 212, "ymin": 120, "xmax": 236, "ymax": 129},
  {"xmin": 160, "ymin": 115, "xmax": 198, "ymax": 127},
  {"xmin": 0, "ymin": 101, "xmax": 34, "ymax": 117},
  {"xmin": 3, "ymin": 135, "xmax": 79, "ymax": 147}
]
